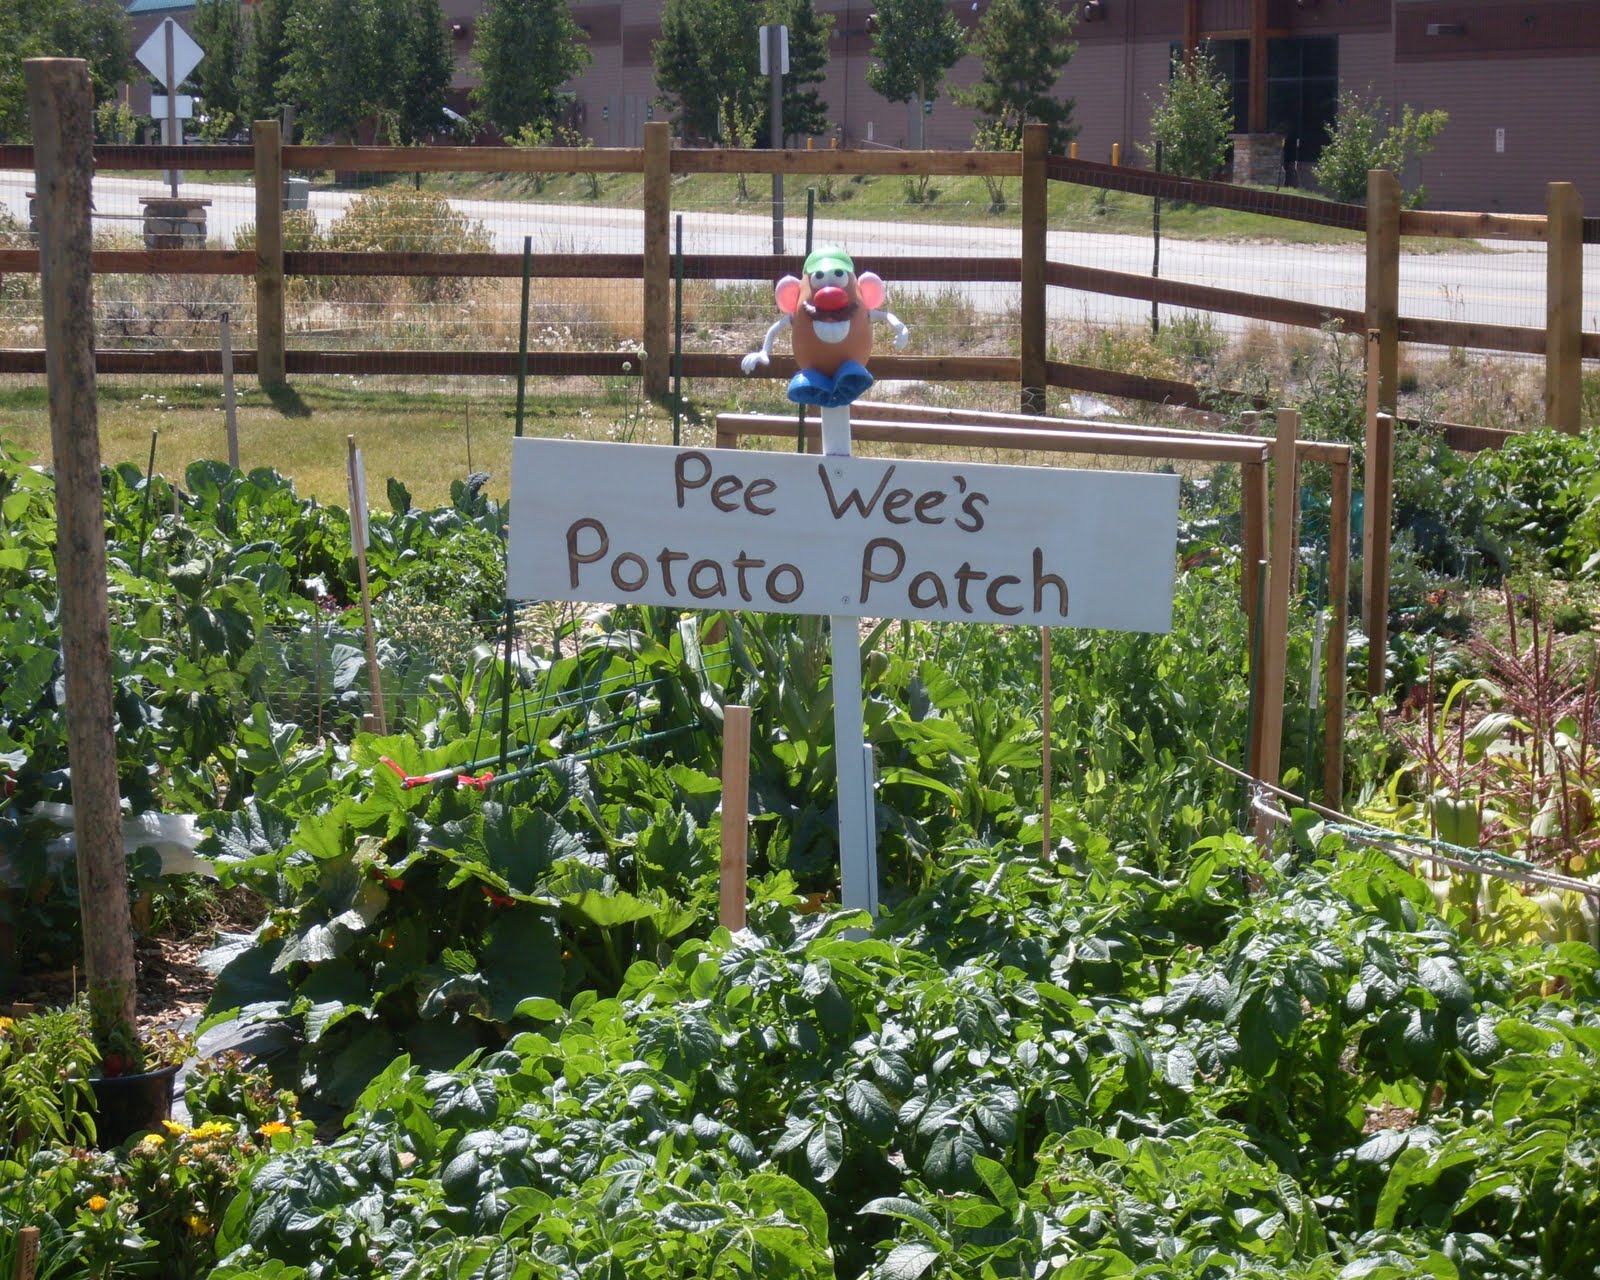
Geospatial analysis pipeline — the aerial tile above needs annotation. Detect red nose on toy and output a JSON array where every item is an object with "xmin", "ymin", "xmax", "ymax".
[{"xmin": 812, "ymin": 286, "xmax": 849, "ymax": 312}]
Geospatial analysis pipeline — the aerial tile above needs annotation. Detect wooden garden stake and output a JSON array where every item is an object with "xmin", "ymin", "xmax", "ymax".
[
  {"xmin": 1257, "ymin": 409, "xmax": 1299, "ymax": 806},
  {"xmin": 720, "ymin": 705, "xmax": 752, "ymax": 930},
  {"xmin": 346, "ymin": 436, "xmax": 387, "ymax": 734},
  {"xmin": 26, "ymin": 57, "xmax": 138, "ymax": 1028},
  {"xmin": 1364, "ymin": 425, "xmax": 1395, "ymax": 699},
  {"xmin": 14, "ymin": 1226, "xmax": 40, "ymax": 1280},
  {"xmin": 1241, "ymin": 456, "xmax": 1267, "ymax": 629},
  {"xmin": 1324, "ymin": 456, "xmax": 1351, "ymax": 807},
  {"xmin": 220, "ymin": 310, "xmax": 239, "ymax": 469},
  {"xmin": 1041, "ymin": 627, "xmax": 1053, "ymax": 858}
]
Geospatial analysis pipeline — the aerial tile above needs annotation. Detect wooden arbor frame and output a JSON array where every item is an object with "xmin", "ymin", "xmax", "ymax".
[{"xmin": 714, "ymin": 402, "xmax": 1353, "ymax": 807}]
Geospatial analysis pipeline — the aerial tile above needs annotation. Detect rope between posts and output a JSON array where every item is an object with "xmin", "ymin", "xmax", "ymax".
[{"xmin": 1210, "ymin": 754, "xmax": 1600, "ymax": 902}]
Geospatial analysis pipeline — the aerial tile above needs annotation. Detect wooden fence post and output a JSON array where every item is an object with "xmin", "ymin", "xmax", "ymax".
[
  {"xmin": 25, "ymin": 57, "xmax": 139, "ymax": 1028},
  {"xmin": 1324, "ymin": 455, "xmax": 1350, "ymax": 808},
  {"xmin": 253, "ymin": 119, "xmax": 285, "ymax": 387},
  {"xmin": 1545, "ymin": 181, "xmax": 1582, "ymax": 433},
  {"xmin": 1019, "ymin": 122, "xmax": 1048, "ymax": 414},
  {"xmin": 642, "ymin": 122, "xmax": 671, "ymax": 400},
  {"xmin": 1365, "ymin": 168, "xmax": 1400, "ymax": 417},
  {"xmin": 1257, "ymin": 409, "xmax": 1299, "ymax": 796}
]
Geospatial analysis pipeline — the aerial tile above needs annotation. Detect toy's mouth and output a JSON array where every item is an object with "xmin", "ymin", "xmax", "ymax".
[
  {"xmin": 810, "ymin": 317, "xmax": 853, "ymax": 344},
  {"xmin": 803, "ymin": 298, "xmax": 859, "ymax": 320}
]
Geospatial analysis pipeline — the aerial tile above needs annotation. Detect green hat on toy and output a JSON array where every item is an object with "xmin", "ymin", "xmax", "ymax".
[{"xmin": 803, "ymin": 246, "xmax": 854, "ymax": 276}]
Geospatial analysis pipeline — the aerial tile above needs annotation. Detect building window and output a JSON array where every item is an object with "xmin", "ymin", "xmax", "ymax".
[
  {"xmin": 1169, "ymin": 36, "xmax": 1337, "ymax": 163},
  {"xmin": 1267, "ymin": 36, "xmax": 1338, "ymax": 163}
]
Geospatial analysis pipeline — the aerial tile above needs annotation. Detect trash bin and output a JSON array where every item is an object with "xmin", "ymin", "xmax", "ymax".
[{"xmin": 284, "ymin": 177, "xmax": 311, "ymax": 211}]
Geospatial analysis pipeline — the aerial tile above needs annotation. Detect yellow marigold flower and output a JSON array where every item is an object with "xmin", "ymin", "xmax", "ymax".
[
  {"xmin": 257, "ymin": 1121, "xmax": 291, "ymax": 1138},
  {"xmin": 191, "ymin": 1120, "xmax": 232, "ymax": 1140},
  {"xmin": 87, "ymin": 1195, "xmax": 109, "ymax": 1213},
  {"xmin": 0, "ymin": 1016, "xmax": 14, "ymax": 1031},
  {"xmin": 186, "ymin": 1213, "xmax": 211, "ymax": 1236},
  {"xmin": 162, "ymin": 1120, "xmax": 188, "ymax": 1135},
  {"xmin": 140, "ymin": 1133, "xmax": 166, "ymax": 1148}
]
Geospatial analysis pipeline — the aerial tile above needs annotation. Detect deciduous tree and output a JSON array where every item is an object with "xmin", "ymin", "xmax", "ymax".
[
  {"xmin": 0, "ymin": 0, "xmax": 130, "ymax": 141},
  {"xmin": 1315, "ymin": 91, "xmax": 1448, "ymax": 208},
  {"xmin": 866, "ymin": 0, "xmax": 963, "ymax": 149},
  {"xmin": 470, "ymin": 0, "xmax": 591, "ymax": 139},
  {"xmin": 1143, "ymin": 50, "xmax": 1232, "ymax": 180}
]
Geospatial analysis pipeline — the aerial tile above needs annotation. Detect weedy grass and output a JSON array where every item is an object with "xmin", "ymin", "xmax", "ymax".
[{"xmin": 416, "ymin": 166, "xmax": 1483, "ymax": 250}]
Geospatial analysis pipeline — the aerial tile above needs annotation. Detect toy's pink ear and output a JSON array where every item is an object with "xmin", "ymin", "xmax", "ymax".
[
  {"xmin": 774, "ymin": 276, "xmax": 803, "ymax": 314},
  {"xmin": 857, "ymin": 272, "xmax": 887, "ymax": 309}
]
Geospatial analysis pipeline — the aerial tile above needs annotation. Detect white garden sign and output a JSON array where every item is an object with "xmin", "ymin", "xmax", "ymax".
[{"xmin": 510, "ymin": 416, "xmax": 1179, "ymax": 914}]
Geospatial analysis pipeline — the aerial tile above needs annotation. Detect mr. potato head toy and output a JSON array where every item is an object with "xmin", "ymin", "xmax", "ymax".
[{"xmin": 740, "ymin": 246, "xmax": 910, "ymax": 408}]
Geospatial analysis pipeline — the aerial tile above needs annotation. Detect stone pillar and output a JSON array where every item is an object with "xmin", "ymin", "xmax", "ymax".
[
  {"xmin": 138, "ymin": 196, "xmax": 211, "ymax": 249},
  {"xmin": 1229, "ymin": 133, "xmax": 1284, "ymax": 187}
]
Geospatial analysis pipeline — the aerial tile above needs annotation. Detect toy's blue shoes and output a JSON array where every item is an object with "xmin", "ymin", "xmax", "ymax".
[{"xmin": 786, "ymin": 361, "xmax": 874, "ymax": 408}]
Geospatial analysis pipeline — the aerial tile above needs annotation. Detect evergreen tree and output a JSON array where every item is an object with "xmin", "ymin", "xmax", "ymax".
[
  {"xmin": 238, "ymin": 0, "xmax": 297, "ymax": 127},
  {"xmin": 866, "ymin": 0, "xmax": 963, "ymax": 148},
  {"xmin": 470, "ymin": 0, "xmax": 590, "ymax": 138},
  {"xmin": 768, "ymin": 0, "xmax": 832, "ymax": 143},
  {"xmin": 189, "ymin": 0, "xmax": 245, "ymax": 137},
  {"xmin": 954, "ymin": 0, "xmax": 1078, "ymax": 153},
  {"xmin": 0, "ymin": 0, "xmax": 129, "ymax": 141},
  {"xmin": 654, "ymin": 0, "xmax": 761, "ymax": 143}
]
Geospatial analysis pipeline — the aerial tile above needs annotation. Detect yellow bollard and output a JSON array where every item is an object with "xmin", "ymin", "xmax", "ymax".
[
  {"xmin": 1111, "ymin": 142, "xmax": 1120, "ymax": 166},
  {"xmin": 1069, "ymin": 141, "xmax": 1077, "ymax": 159},
  {"xmin": 807, "ymin": 136, "xmax": 814, "ymax": 150},
  {"xmin": 831, "ymin": 135, "xmax": 838, "ymax": 149}
]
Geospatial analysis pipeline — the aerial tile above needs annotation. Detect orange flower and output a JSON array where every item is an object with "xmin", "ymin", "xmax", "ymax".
[
  {"xmin": 87, "ymin": 1195, "xmax": 109, "ymax": 1212},
  {"xmin": 257, "ymin": 1121, "xmax": 291, "ymax": 1138}
]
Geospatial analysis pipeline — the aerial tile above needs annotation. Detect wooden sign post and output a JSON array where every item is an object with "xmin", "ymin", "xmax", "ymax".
[
  {"xmin": 820, "ymin": 404, "xmax": 877, "ymax": 911},
  {"xmin": 509, "ymin": 420, "xmax": 1181, "ymax": 915}
]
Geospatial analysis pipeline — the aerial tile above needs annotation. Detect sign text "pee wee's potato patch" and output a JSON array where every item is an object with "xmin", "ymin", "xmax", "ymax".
[{"xmin": 509, "ymin": 440, "xmax": 1179, "ymax": 632}]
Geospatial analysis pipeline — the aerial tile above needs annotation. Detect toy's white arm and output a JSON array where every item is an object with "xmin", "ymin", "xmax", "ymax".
[
  {"xmin": 872, "ymin": 309, "xmax": 910, "ymax": 350},
  {"xmin": 741, "ymin": 315, "xmax": 792, "ymax": 373}
]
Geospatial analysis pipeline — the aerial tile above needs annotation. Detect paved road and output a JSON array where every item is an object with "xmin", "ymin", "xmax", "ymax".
[{"xmin": 4, "ymin": 169, "xmax": 1595, "ymax": 339}]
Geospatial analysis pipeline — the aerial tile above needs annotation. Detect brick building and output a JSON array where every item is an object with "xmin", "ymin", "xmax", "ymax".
[{"xmin": 125, "ymin": 0, "xmax": 1600, "ymax": 211}]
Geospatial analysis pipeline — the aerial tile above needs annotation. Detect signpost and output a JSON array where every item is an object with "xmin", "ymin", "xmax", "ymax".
[
  {"xmin": 509, "ymin": 425, "xmax": 1180, "ymax": 913},
  {"xmin": 134, "ymin": 18, "xmax": 203, "ymax": 195},
  {"xmin": 759, "ymin": 23, "xmax": 788, "ymax": 256}
]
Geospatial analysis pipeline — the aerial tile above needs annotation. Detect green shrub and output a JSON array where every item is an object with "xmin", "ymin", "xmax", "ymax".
[
  {"xmin": 1142, "ymin": 50, "xmax": 1232, "ymax": 181},
  {"xmin": 0, "ymin": 1002, "xmax": 99, "ymax": 1160},
  {"xmin": 1314, "ymin": 91, "xmax": 1448, "ymax": 207},
  {"xmin": 321, "ymin": 190, "xmax": 495, "ymax": 302}
]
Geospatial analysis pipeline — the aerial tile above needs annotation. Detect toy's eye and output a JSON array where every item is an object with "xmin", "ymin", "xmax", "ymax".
[{"xmin": 831, "ymin": 269, "xmax": 846, "ymax": 281}]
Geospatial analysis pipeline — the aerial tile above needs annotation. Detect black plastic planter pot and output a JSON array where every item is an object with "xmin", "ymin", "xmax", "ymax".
[{"xmin": 90, "ymin": 1063, "xmax": 180, "ymax": 1147}]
